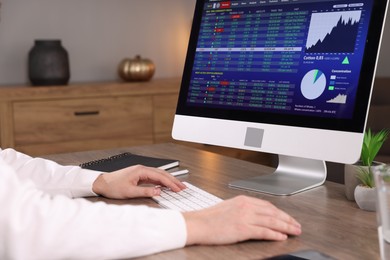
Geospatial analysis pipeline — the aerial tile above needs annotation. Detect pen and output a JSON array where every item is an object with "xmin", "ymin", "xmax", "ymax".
[{"xmin": 169, "ymin": 169, "xmax": 189, "ymax": 177}]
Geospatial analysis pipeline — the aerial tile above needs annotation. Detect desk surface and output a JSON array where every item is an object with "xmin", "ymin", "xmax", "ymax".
[{"xmin": 43, "ymin": 143, "xmax": 379, "ymax": 260}]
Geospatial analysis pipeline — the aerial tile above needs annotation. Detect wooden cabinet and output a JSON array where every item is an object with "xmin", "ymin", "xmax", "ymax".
[{"xmin": 0, "ymin": 78, "xmax": 181, "ymax": 156}]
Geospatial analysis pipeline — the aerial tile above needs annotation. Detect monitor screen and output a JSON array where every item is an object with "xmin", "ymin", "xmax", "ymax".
[{"xmin": 173, "ymin": 0, "xmax": 388, "ymax": 195}]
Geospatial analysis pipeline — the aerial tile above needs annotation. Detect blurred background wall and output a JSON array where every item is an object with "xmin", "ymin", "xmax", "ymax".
[{"xmin": 0, "ymin": 0, "xmax": 196, "ymax": 84}]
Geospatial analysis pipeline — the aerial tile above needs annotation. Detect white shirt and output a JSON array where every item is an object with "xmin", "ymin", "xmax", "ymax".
[{"xmin": 0, "ymin": 148, "xmax": 186, "ymax": 259}]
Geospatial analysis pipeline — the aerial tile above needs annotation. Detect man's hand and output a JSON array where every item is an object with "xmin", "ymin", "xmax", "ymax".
[
  {"xmin": 92, "ymin": 165, "xmax": 186, "ymax": 199},
  {"xmin": 183, "ymin": 195, "xmax": 301, "ymax": 245},
  {"xmin": 92, "ymin": 166, "xmax": 301, "ymax": 244}
]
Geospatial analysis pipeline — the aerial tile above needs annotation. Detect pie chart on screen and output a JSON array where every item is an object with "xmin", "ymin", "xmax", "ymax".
[{"xmin": 301, "ymin": 69, "xmax": 327, "ymax": 100}]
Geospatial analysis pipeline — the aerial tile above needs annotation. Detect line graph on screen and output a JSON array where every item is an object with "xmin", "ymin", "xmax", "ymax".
[{"xmin": 306, "ymin": 10, "xmax": 362, "ymax": 53}]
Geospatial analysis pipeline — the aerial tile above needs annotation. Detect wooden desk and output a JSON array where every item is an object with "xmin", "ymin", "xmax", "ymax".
[{"xmin": 43, "ymin": 143, "xmax": 379, "ymax": 260}]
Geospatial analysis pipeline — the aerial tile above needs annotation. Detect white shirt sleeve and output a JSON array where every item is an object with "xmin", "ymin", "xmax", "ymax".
[
  {"xmin": 0, "ymin": 148, "xmax": 101, "ymax": 198},
  {"xmin": 0, "ymin": 156, "xmax": 187, "ymax": 259}
]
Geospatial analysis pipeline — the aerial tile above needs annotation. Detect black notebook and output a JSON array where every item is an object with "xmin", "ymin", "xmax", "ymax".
[{"xmin": 80, "ymin": 152, "xmax": 179, "ymax": 172}]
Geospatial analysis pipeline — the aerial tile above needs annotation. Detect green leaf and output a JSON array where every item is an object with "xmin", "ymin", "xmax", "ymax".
[
  {"xmin": 356, "ymin": 166, "xmax": 375, "ymax": 188},
  {"xmin": 357, "ymin": 129, "xmax": 389, "ymax": 187},
  {"xmin": 360, "ymin": 128, "xmax": 389, "ymax": 166}
]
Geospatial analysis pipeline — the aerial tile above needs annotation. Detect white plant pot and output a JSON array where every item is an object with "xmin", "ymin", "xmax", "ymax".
[
  {"xmin": 344, "ymin": 161, "xmax": 383, "ymax": 201},
  {"xmin": 354, "ymin": 185, "xmax": 377, "ymax": 211}
]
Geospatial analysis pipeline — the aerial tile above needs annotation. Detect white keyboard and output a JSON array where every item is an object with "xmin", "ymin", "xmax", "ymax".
[{"xmin": 152, "ymin": 182, "xmax": 223, "ymax": 212}]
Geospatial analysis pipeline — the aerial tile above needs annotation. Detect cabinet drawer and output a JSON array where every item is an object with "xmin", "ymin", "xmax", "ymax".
[{"xmin": 13, "ymin": 96, "xmax": 154, "ymax": 146}]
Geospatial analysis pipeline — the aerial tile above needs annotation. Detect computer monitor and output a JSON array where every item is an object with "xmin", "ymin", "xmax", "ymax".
[{"xmin": 172, "ymin": 0, "xmax": 389, "ymax": 195}]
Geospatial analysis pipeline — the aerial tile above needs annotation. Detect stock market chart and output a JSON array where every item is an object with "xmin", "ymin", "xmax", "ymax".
[{"xmin": 186, "ymin": 0, "xmax": 372, "ymax": 119}]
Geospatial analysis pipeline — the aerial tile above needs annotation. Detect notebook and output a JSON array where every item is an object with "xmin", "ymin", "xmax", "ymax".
[{"xmin": 80, "ymin": 152, "xmax": 179, "ymax": 172}]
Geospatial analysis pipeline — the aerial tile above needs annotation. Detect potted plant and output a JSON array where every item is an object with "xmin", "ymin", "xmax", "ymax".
[
  {"xmin": 344, "ymin": 129, "xmax": 389, "ymax": 201},
  {"xmin": 346, "ymin": 129, "xmax": 389, "ymax": 211}
]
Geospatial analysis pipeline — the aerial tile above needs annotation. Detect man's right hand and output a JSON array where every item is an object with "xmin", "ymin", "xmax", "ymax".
[{"xmin": 183, "ymin": 195, "xmax": 302, "ymax": 245}]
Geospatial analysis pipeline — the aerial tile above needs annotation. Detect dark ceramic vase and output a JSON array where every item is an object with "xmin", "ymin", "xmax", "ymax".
[{"xmin": 28, "ymin": 40, "xmax": 70, "ymax": 86}]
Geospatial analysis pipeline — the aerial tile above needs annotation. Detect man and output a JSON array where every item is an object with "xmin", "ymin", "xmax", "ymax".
[{"xmin": 0, "ymin": 148, "xmax": 301, "ymax": 259}]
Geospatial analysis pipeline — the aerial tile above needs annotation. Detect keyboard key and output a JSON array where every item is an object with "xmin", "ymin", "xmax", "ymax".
[{"xmin": 152, "ymin": 182, "xmax": 223, "ymax": 212}]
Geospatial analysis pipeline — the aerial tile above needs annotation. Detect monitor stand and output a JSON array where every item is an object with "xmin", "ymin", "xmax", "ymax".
[{"xmin": 229, "ymin": 155, "xmax": 327, "ymax": 196}]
